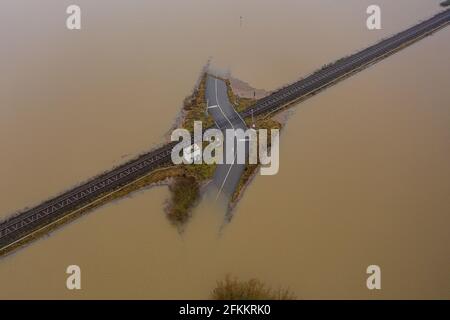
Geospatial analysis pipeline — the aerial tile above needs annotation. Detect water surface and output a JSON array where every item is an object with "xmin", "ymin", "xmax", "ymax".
[{"xmin": 0, "ymin": 0, "xmax": 449, "ymax": 299}]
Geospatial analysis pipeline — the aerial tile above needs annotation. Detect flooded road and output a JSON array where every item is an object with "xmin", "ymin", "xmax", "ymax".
[{"xmin": 0, "ymin": 0, "xmax": 449, "ymax": 299}]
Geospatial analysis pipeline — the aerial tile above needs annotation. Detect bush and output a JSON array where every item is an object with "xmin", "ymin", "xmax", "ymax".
[
  {"xmin": 166, "ymin": 176, "xmax": 199, "ymax": 226},
  {"xmin": 212, "ymin": 275, "xmax": 296, "ymax": 300}
]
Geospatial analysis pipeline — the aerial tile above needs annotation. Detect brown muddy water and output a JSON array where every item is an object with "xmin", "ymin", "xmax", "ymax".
[{"xmin": 0, "ymin": 0, "xmax": 449, "ymax": 299}]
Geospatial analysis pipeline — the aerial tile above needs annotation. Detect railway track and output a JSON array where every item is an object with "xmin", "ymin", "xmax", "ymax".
[
  {"xmin": 240, "ymin": 8, "xmax": 450, "ymax": 120},
  {"xmin": 1, "ymin": 9, "xmax": 449, "ymax": 254}
]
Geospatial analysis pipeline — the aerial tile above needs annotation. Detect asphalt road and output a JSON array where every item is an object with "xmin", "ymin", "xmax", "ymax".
[{"xmin": 205, "ymin": 76, "xmax": 248, "ymax": 201}]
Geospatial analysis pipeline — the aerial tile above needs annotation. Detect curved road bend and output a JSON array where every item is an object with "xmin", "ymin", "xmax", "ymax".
[{"xmin": 205, "ymin": 76, "xmax": 248, "ymax": 201}]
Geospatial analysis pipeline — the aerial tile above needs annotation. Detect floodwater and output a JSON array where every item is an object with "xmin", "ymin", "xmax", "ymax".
[{"xmin": 0, "ymin": 0, "xmax": 449, "ymax": 299}]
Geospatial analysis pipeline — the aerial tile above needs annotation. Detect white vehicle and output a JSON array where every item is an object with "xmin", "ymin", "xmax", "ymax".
[{"xmin": 183, "ymin": 143, "xmax": 202, "ymax": 163}]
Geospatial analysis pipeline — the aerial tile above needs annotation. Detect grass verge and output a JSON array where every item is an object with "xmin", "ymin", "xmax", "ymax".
[{"xmin": 182, "ymin": 73, "xmax": 214, "ymax": 131}]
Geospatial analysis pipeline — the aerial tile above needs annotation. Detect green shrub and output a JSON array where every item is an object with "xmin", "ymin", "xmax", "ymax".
[
  {"xmin": 212, "ymin": 275, "xmax": 296, "ymax": 300},
  {"xmin": 166, "ymin": 176, "xmax": 199, "ymax": 226}
]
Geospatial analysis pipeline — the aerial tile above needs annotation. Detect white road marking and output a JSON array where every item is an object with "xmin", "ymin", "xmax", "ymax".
[
  {"xmin": 214, "ymin": 78, "xmax": 238, "ymax": 199},
  {"xmin": 207, "ymin": 84, "xmax": 221, "ymax": 129},
  {"xmin": 216, "ymin": 153, "xmax": 237, "ymax": 200},
  {"xmin": 231, "ymin": 103, "xmax": 247, "ymax": 127}
]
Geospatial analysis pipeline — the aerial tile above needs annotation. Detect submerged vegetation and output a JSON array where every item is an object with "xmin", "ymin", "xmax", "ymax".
[
  {"xmin": 182, "ymin": 73, "xmax": 214, "ymax": 131},
  {"xmin": 166, "ymin": 176, "xmax": 199, "ymax": 226},
  {"xmin": 183, "ymin": 161, "xmax": 217, "ymax": 181},
  {"xmin": 212, "ymin": 275, "xmax": 296, "ymax": 300},
  {"xmin": 231, "ymin": 164, "xmax": 258, "ymax": 204},
  {"xmin": 165, "ymin": 163, "xmax": 216, "ymax": 228}
]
